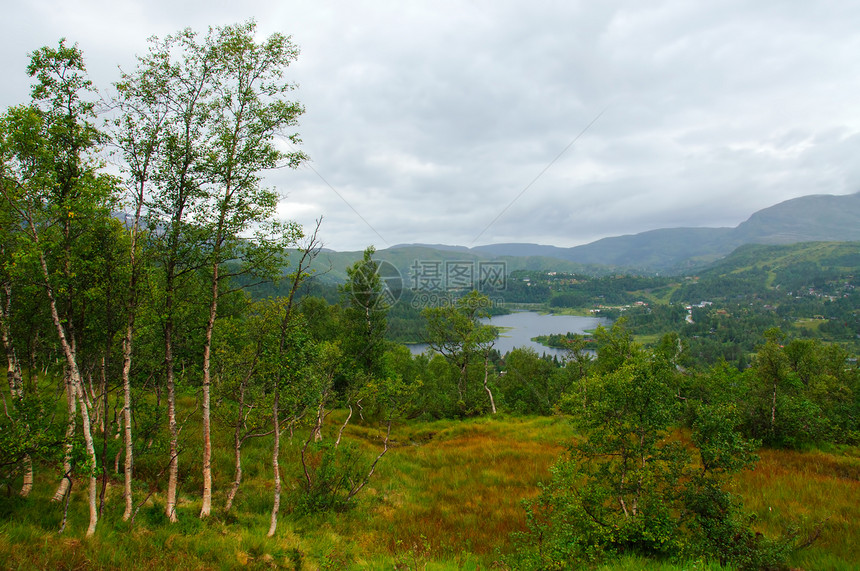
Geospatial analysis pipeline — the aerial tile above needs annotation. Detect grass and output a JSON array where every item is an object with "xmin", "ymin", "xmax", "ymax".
[
  {"xmin": 633, "ymin": 333, "xmax": 663, "ymax": 346},
  {"xmin": 366, "ymin": 415, "xmax": 568, "ymax": 559},
  {"xmin": 795, "ymin": 317, "xmax": 824, "ymax": 332},
  {"xmin": 1, "ymin": 408, "xmax": 858, "ymax": 570},
  {"xmin": 538, "ymin": 306, "xmax": 593, "ymax": 317},
  {"xmin": 739, "ymin": 447, "xmax": 860, "ymax": 570}
]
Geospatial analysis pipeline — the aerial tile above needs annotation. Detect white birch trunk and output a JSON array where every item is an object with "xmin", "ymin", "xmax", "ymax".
[
  {"xmin": 483, "ymin": 352, "xmax": 496, "ymax": 414},
  {"xmin": 36, "ymin": 248, "xmax": 98, "ymax": 535},
  {"xmin": 267, "ymin": 390, "xmax": 281, "ymax": 537},
  {"xmin": 121, "ymin": 318, "xmax": 134, "ymax": 520},
  {"xmin": 199, "ymin": 264, "xmax": 218, "ymax": 518},
  {"xmin": 166, "ymin": 383, "xmax": 179, "ymax": 522},
  {"xmin": 52, "ymin": 369, "xmax": 76, "ymax": 502}
]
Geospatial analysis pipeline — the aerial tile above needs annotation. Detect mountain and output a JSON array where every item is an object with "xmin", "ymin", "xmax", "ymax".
[
  {"xmin": 562, "ymin": 227, "xmax": 735, "ymax": 271},
  {"xmin": 699, "ymin": 240, "xmax": 860, "ymax": 277},
  {"xmin": 733, "ymin": 191, "xmax": 860, "ymax": 244},
  {"xmin": 576, "ymin": 191, "xmax": 860, "ymax": 271},
  {"xmin": 393, "ymin": 192, "xmax": 860, "ymax": 274},
  {"xmin": 300, "ymin": 245, "xmax": 613, "ymax": 286},
  {"xmin": 287, "ymin": 191, "xmax": 860, "ymax": 287},
  {"xmin": 471, "ymin": 243, "xmax": 574, "ymax": 259}
]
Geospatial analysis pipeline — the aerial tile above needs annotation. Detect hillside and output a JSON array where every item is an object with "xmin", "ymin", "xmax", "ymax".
[
  {"xmin": 379, "ymin": 192, "xmax": 860, "ymax": 274},
  {"xmin": 697, "ymin": 240, "xmax": 860, "ymax": 278},
  {"xmin": 563, "ymin": 192, "xmax": 860, "ymax": 271},
  {"xmin": 287, "ymin": 244, "xmax": 612, "ymax": 287},
  {"xmin": 734, "ymin": 191, "xmax": 860, "ymax": 244}
]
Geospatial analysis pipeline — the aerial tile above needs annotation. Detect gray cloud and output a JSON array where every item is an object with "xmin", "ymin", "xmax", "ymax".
[{"xmin": 4, "ymin": 0, "xmax": 860, "ymax": 251}]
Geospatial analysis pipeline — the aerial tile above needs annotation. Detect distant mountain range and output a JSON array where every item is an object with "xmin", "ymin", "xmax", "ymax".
[
  {"xmin": 301, "ymin": 191, "xmax": 860, "ymax": 281},
  {"xmin": 388, "ymin": 191, "xmax": 860, "ymax": 274}
]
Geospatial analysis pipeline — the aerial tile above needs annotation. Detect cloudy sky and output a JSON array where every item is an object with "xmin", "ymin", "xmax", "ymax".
[{"xmin": 3, "ymin": 0, "xmax": 860, "ymax": 251}]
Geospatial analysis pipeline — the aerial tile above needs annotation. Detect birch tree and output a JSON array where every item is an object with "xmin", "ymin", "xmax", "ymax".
[
  {"xmin": 266, "ymin": 222, "xmax": 322, "ymax": 537},
  {"xmin": 126, "ymin": 27, "xmax": 215, "ymax": 522},
  {"xmin": 422, "ymin": 290, "xmax": 498, "ymax": 414},
  {"xmin": 0, "ymin": 40, "xmax": 116, "ymax": 536},
  {"xmin": 195, "ymin": 21, "xmax": 306, "ymax": 517},
  {"xmin": 111, "ymin": 56, "xmax": 169, "ymax": 520},
  {"xmin": 212, "ymin": 302, "xmax": 274, "ymax": 513},
  {"xmin": 121, "ymin": 22, "xmax": 306, "ymax": 519},
  {"xmin": 0, "ymin": 194, "xmax": 34, "ymax": 495}
]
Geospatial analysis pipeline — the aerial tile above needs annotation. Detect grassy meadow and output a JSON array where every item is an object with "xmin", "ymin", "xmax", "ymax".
[{"xmin": 0, "ymin": 411, "xmax": 858, "ymax": 570}]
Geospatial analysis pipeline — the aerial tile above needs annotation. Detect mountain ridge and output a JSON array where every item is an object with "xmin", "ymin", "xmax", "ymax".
[{"xmin": 374, "ymin": 191, "xmax": 860, "ymax": 273}]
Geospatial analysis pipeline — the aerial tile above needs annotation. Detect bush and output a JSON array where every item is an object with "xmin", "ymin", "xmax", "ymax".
[{"xmin": 508, "ymin": 324, "xmax": 792, "ymax": 569}]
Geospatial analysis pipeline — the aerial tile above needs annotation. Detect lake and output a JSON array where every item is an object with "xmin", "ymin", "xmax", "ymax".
[{"xmin": 407, "ymin": 311, "xmax": 608, "ymax": 357}]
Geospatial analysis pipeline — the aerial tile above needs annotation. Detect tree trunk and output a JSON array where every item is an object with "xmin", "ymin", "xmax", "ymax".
[
  {"xmin": 73, "ymin": 378, "xmax": 99, "ymax": 537},
  {"xmin": 345, "ymin": 420, "xmax": 391, "ymax": 502},
  {"xmin": 165, "ymin": 316, "xmax": 179, "ymax": 523},
  {"xmin": 121, "ymin": 318, "xmax": 134, "ymax": 520},
  {"xmin": 335, "ymin": 403, "xmax": 353, "ymax": 449},
  {"xmin": 483, "ymin": 352, "xmax": 496, "ymax": 414},
  {"xmin": 120, "ymin": 184, "xmax": 144, "ymax": 521},
  {"xmin": 98, "ymin": 357, "xmax": 110, "ymax": 515},
  {"xmin": 225, "ymin": 435, "xmax": 243, "ymax": 513},
  {"xmin": 52, "ymin": 367, "xmax": 76, "ymax": 502},
  {"xmin": 267, "ymin": 390, "xmax": 281, "ymax": 538},
  {"xmin": 199, "ymin": 263, "xmax": 219, "ymax": 518},
  {"xmin": 1, "ymin": 282, "xmax": 23, "ymax": 399},
  {"xmin": 37, "ymin": 249, "xmax": 98, "ymax": 535},
  {"xmin": 458, "ymin": 361, "xmax": 468, "ymax": 402},
  {"xmin": 312, "ymin": 397, "xmax": 325, "ymax": 442},
  {"xmin": 0, "ymin": 281, "xmax": 31, "ymax": 495},
  {"xmin": 225, "ymin": 380, "xmax": 246, "ymax": 512},
  {"xmin": 20, "ymin": 455, "xmax": 33, "ymax": 497}
]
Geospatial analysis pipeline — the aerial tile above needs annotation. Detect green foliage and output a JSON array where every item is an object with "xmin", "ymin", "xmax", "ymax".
[
  {"xmin": 295, "ymin": 440, "xmax": 369, "ymax": 514},
  {"xmin": 0, "ymin": 391, "xmax": 63, "ymax": 486},
  {"xmin": 497, "ymin": 347, "xmax": 562, "ymax": 415},
  {"xmin": 421, "ymin": 291, "xmax": 499, "ymax": 416},
  {"xmin": 407, "ymin": 353, "xmax": 460, "ymax": 418},
  {"xmin": 340, "ymin": 246, "xmax": 390, "ymax": 383},
  {"xmin": 739, "ymin": 332, "xmax": 860, "ymax": 447},
  {"xmin": 512, "ymin": 323, "xmax": 790, "ymax": 570}
]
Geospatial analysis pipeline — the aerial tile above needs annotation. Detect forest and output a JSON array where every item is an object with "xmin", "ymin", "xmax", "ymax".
[{"xmin": 1, "ymin": 22, "xmax": 859, "ymax": 571}]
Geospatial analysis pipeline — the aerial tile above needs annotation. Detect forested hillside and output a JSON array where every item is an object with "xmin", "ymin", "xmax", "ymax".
[{"xmin": 406, "ymin": 192, "xmax": 860, "ymax": 273}]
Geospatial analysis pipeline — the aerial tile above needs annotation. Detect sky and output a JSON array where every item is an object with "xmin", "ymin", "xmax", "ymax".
[{"xmin": 3, "ymin": 0, "xmax": 860, "ymax": 252}]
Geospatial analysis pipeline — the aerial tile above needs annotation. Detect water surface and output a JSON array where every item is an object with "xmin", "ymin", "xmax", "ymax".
[{"xmin": 407, "ymin": 311, "xmax": 607, "ymax": 357}]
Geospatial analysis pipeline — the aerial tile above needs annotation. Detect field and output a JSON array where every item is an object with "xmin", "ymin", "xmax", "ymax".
[{"xmin": 1, "ymin": 414, "xmax": 858, "ymax": 570}]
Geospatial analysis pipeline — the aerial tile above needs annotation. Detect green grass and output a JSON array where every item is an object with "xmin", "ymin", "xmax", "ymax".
[
  {"xmin": 739, "ymin": 447, "xmax": 860, "ymax": 570},
  {"xmin": 539, "ymin": 306, "xmax": 593, "ymax": 317},
  {"xmin": 1, "ymin": 408, "xmax": 858, "ymax": 569},
  {"xmin": 641, "ymin": 284, "xmax": 682, "ymax": 304},
  {"xmin": 795, "ymin": 317, "xmax": 824, "ymax": 332},
  {"xmin": 633, "ymin": 333, "xmax": 663, "ymax": 346}
]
